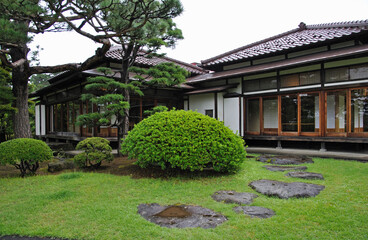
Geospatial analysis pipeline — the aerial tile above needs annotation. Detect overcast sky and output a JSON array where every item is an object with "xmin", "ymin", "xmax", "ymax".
[{"xmin": 31, "ymin": 0, "xmax": 368, "ymax": 66}]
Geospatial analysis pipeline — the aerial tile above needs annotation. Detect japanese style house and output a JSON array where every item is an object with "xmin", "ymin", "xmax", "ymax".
[
  {"xmin": 34, "ymin": 20, "xmax": 368, "ymax": 151},
  {"xmin": 184, "ymin": 20, "xmax": 368, "ymax": 151},
  {"xmin": 31, "ymin": 46, "xmax": 207, "ymax": 143}
]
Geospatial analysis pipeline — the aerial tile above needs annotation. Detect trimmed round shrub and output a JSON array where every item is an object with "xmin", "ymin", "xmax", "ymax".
[
  {"xmin": 74, "ymin": 137, "xmax": 113, "ymax": 168},
  {"xmin": 121, "ymin": 110, "xmax": 247, "ymax": 173},
  {"xmin": 0, "ymin": 138, "xmax": 53, "ymax": 177}
]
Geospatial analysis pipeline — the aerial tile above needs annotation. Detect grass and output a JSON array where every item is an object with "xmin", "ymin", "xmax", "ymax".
[{"xmin": 0, "ymin": 157, "xmax": 367, "ymax": 240}]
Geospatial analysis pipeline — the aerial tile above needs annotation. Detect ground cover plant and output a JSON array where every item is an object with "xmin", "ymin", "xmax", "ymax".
[
  {"xmin": 0, "ymin": 156, "xmax": 367, "ymax": 239},
  {"xmin": 122, "ymin": 110, "xmax": 246, "ymax": 173}
]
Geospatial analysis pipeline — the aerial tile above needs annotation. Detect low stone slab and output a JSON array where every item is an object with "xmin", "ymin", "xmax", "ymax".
[
  {"xmin": 137, "ymin": 203, "xmax": 227, "ymax": 228},
  {"xmin": 249, "ymin": 179, "xmax": 325, "ymax": 199},
  {"xmin": 233, "ymin": 206, "xmax": 275, "ymax": 218},
  {"xmin": 285, "ymin": 171, "xmax": 324, "ymax": 180},
  {"xmin": 211, "ymin": 190, "xmax": 258, "ymax": 205},
  {"xmin": 256, "ymin": 155, "xmax": 314, "ymax": 165},
  {"xmin": 263, "ymin": 165, "xmax": 308, "ymax": 172}
]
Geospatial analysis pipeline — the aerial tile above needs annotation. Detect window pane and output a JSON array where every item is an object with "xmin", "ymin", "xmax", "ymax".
[
  {"xmin": 350, "ymin": 64, "xmax": 368, "ymax": 80},
  {"xmin": 281, "ymin": 95, "xmax": 298, "ymax": 132},
  {"xmin": 351, "ymin": 89, "xmax": 368, "ymax": 132},
  {"xmin": 259, "ymin": 78, "xmax": 277, "ymax": 90},
  {"xmin": 243, "ymin": 79, "xmax": 260, "ymax": 92},
  {"xmin": 263, "ymin": 98, "xmax": 278, "ymax": 134},
  {"xmin": 280, "ymin": 74, "xmax": 299, "ymax": 88},
  {"xmin": 300, "ymin": 93, "xmax": 319, "ymax": 132},
  {"xmin": 247, "ymin": 99, "xmax": 260, "ymax": 132},
  {"xmin": 300, "ymin": 71, "xmax": 321, "ymax": 85},
  {"xmin": 326, "ymin": 91, "xmax": 346, "ymax": 133},
  {"xmin": 325, "ymin": 67, "xmax": 348, "ymax": 82}
]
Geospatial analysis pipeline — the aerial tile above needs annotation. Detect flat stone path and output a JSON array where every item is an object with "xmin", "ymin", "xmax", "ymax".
[
  {"xmin": 211, "ymin": 190, "xmax": 258, "ymax": 205},
  {"xmin": 257, "ymin": 155, "xmax": 314, "ymax": 165},
  {"xmin": 285, "ymin": 171, "xmax": 324, "ymax": 180},
  {"xmin": 249, "ymin": 179, "xmax": 325, "ymax": 199},
  {"xmin": 137, "ymin": 203, "xmax": 227, "ymax": 228},
  {"xmin": 233, "ymin": 206, "xmax": 275, "ymax": 218},
  {"xmin": 263, "ymin": 165, "xmax": 307, "ymax": 172}
]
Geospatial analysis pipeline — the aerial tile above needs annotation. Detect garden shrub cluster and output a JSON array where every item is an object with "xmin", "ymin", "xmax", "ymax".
[
  {"xmin": 0, "ymin": 138, "xmax": 53, "ymax": 177},
  {"xmin": 74, "ymin": 137, "xmax": 113, "ymax": 168},
  {"xmin": 121, "ymin": 110, "xmax": 246, "ymax": 173}
]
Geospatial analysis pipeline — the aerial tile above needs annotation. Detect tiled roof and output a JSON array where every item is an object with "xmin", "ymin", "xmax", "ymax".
[
  {"xmin": 188, "ymin": 44, "xmax": 368, "ymax": 84},
  {"xmin": 201, "ymin": 20, "xmax": 368, "ymax": 67},
  {"xmin": 105, "ymin": 46, "xmax": 207, "ymax": 75}
]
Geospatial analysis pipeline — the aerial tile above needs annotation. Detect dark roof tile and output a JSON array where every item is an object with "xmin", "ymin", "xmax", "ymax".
[
  {"xmin": 201, "ymin": 20, "xmax": 368, "ymax": 67},
  {"xmin": 105, "ymin": 46, "xmax": 208, "ymax": 75}
]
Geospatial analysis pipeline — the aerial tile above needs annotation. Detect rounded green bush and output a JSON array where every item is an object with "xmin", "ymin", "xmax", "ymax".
[
  {"xmin": 0, "ymin": 138, "xmax": 53, "ymax": 177},
  {"xmin": 121, "ymin": 110, "xmax": 247, "ymax": 173},
  {"xmin": 74, "ymin": 137, "xmax": 113, "ymax": 168}
]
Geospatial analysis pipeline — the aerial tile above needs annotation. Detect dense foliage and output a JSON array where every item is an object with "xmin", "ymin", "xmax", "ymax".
[
  {"xmin": 0, "ymin": 138, "xmax": 53, "ymax": 177},
  {"xmin": 122, "ymin": 110, "xmax": 247, "ymax": 173},
  {"xmin": 74, "ymin": 137, "xmax": 113, "ymax": 168}
]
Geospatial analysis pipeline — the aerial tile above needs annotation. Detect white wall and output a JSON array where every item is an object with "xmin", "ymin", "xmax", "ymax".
[
  {"xmin": 189, "ymin": 93, "xmax": 214, "ymax": 115},
  {"xmin": 35, "ymin": 105, "xmax": 40, "ymax": 136},
  {"xmin": 217, "ymin": 93, "xmax": 224, "ymax": 121},
  {"xmin": 224, "ymin": 98, "xmax": 240, "ymax": 134},
  {"xmin": 41, "ymin": 105, "xmax": 46, "ymax": 135},
  {"xmin": 183, "ymin": 100, "xmax": 189, "ymax": 111}
]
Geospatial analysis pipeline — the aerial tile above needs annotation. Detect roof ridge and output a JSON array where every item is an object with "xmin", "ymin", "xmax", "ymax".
[
  {"xmin": 201, "ymin": 20, "xmax": 368, "ymax": 66},
  {"xmin": 201, "ymin": 27, "xmax": 301, "ymax": 65},
  {"xmin": 306, "ymin": 19, "xmax": 368, "ymax": 29},
  {"xmin": 159, "ymin": 54, "xmax": 208, "ymax": 72}
]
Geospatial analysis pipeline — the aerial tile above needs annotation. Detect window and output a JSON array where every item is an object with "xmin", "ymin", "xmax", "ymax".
[
  {"xmin": 325, "ymin": 64, "xmax": 368, "ymax": 83},
  {"xmin": 300, "ymin": 93, "xmax": 319, "ymax": 132},
  {"xmin": 325, "ymin": 67, "xmax": 348, "ymax": 82},
  {"xmin": 351, "ymin": 89, "xmax": 368, "ymax": 133},
  {"xmin": 205, "ymin": 109, "xmax": 213, "ymax": 118},
  {"xmin": 263, "ymin": 98, "xmax": 278, "ymax": 134},
  {"xmin": 350, "ymin": 64, "xmax": 368, "ymax": 80},
  {"xmin": 326, "ymin": 91, "xmax": 346, "ymax": 133},
  {"xmin": 280, "ymin": 71, "xmax": 320, "ymax": 88},
  {"xmin": 247, "ymin": 99, "xmax": 260, "ymax": 132},
  {"xmin": 243, "ymin": 77, "xmax": 277, "ymax": 92},
  {"xmin": 281, "ymin": 95, "xmax": 298, "ymax": 132}
]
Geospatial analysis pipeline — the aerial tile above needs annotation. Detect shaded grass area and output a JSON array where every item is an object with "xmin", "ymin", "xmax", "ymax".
[{"xmin": 0, "ymin": 156, "xmax": 367, "ymax": 240}]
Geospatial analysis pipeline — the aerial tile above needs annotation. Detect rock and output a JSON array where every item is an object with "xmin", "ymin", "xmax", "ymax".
[
  {"xmin": 211, "ymin": 190, "xmax": 258, "ymax": 205},
  {"xmin": 285, "ymin": 171, "xmax": 324, "ymax": 180},
  {"xmin": 48, "ymin": 159, "xmax": 75, "ymax": 173},
  {"xmin": 249, "ymin": 179, "xmax": 325, "ymax": 199},
  {"xmin": 233, "ymin": 206, "xmax": 275, "ymax": 218},
  {"xmin": 256, "ymin": 155, "xmax": 314, "ymax": 165},
  {"xmin": 263, "ymin": 165, "xmax": 308, "ymax": 172},
  {"xmin": 137, "ymin": 203, "xmax": 227, "ymax": 228}
]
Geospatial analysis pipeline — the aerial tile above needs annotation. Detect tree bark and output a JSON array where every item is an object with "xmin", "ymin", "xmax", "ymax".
[{"xmin": 10, "ymin": 46, "xmax": 32, "ymax": 139}]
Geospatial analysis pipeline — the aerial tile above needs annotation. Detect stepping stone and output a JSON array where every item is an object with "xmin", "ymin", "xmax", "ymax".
[
  {"xmin": 263, "ymin": 165, "xmax": 307, "ymax": 172},
  {"xmin": 257, "ymin": 155, "xmax": 314, "ymax": 165},
  {"xmin": 233, "ymin": 206, "xmax": 275, "ymax": 219},
  {"xmin": 211, "ymin": 190, "xmax": 258, "ymax": 205},
  {"xmin": 137, "ymin": 203, "xmax": 227, "ymax": 229},
  {"xmin": 285, "ymin": 171, "xmax": 324, "ymax": 180},
  {"xmin": 249, "ymin": 179, "xmax": 325, "ymax": 199}
]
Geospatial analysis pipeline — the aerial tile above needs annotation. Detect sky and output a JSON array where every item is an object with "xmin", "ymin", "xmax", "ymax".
[{"xmin": 31, "ymin": 0, "xmax": 368, "ymax": 67}]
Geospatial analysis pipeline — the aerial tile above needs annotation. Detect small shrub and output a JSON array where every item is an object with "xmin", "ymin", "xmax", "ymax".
[
  {"xmin": 74, "ymin": 137, "xmax": 113, "ymax": 168},
  {"xmin": 0, "ymin": 138, "xmax": 53, "ymax": 177},
  {"xmin": 121, "ymin": 110, "xmax": 247, "ymax": 173}
]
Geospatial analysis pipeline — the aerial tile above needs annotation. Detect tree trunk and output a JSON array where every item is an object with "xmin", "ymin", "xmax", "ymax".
[{"xmin": 10, "ymin": 46, "xmax": 31, "ymax": 139}]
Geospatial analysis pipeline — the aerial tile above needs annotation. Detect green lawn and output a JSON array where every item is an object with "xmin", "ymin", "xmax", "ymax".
[{"xmin": 0, "ymin": 157, "xmax": 367, "ymax": 240}]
